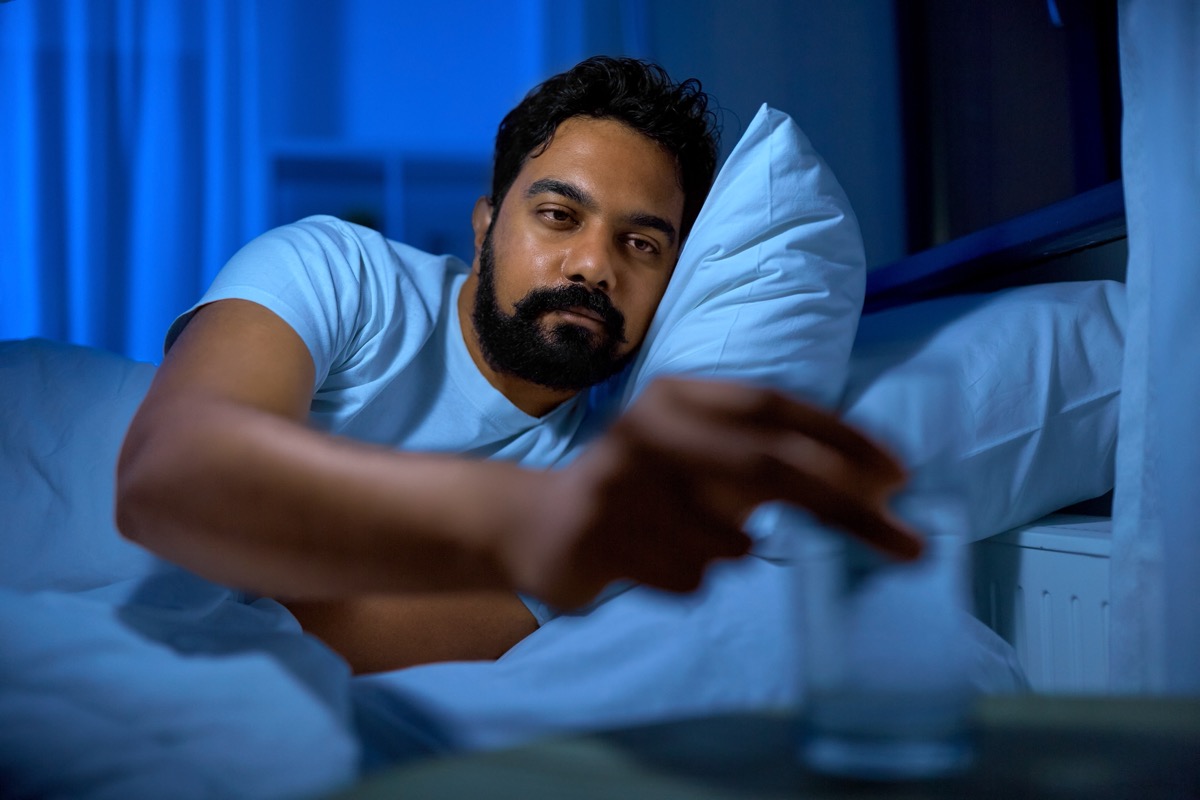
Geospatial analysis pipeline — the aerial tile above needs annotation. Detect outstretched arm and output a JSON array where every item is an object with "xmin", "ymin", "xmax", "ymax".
[
  {"xmin": 117, "ymin": 298, "xmax": 547, "ymax": 671},
  {"xmin": 117, "ymin": 297, "xmax": 919, "ymax": 669}
]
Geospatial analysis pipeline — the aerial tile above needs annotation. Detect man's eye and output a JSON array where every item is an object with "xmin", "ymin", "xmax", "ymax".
[
  {"xmin": 540, "ymin": 208, "xmax": 574, "ymax": 224},
  {"xmin": 628, "ymin": 237, "xmax": 659, "ymax": 255}
]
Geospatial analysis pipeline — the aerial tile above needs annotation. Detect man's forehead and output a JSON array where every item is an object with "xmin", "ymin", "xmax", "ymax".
[
  {"xmin": 531, "ymin": 116, "xmax": 680, "ymax": 173},
  {"xmin": 513, "ymin": 117, "xmax": 685, "ymax": 220}
]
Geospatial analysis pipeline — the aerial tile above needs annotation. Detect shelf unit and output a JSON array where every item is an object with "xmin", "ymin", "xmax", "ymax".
[{"xmin": 270, "ymin": 144, "xmax": 491, "ymax": 263}]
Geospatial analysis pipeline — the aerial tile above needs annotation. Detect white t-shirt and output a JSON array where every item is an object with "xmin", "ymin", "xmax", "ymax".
[{"xmin": 166, "ymin": 215, "xmax": 591, "ymax": 469}]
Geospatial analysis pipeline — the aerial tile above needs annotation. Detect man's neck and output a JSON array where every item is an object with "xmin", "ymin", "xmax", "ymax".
[{"xmin": 456, "ymin": 273, "xmax": 578, "ymax": 418}]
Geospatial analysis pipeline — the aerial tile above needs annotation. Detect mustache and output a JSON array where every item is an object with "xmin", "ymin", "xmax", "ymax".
[{"xmin": 512, "ymin": 283, "xmax": 627, "ymax": 343}]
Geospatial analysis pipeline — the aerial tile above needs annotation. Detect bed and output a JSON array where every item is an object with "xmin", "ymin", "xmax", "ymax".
[{"xmin": 0, "ymin": 106, "xmax": 1124, "ymax": 798}]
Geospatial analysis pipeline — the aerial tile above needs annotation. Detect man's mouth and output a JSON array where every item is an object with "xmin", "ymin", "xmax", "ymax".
[
  {"xmin": 514, "ymin": 284, "xmax": 627, "ymax": 343},
  {"xmin": 554, "ymin": 306, "xmax": 606, "ymax": 326}
]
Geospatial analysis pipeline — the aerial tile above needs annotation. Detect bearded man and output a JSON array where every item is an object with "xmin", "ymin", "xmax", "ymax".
[{"xmin": 116, "ymin": 56, "xmax": 917, "ymax": 673}]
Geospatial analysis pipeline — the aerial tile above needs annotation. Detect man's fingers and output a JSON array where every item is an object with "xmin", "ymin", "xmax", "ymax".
[
  {"xmin": 537, "ymin": 377, "xmax": 925, "ymax": 610},
  {"xmin": 764, "ymin": 396, "xmax": 908, "ymax": 489},
  {"xmin": 678, "ymin": 517, "xmax": 754, "ymax": 562},
  {"xmin": 772, "ymin": 469, "xmax": 924, "ymax": 561},
  {"xmin": 638, "ymin": 379, "xmax": 922, "ymax": 557},
  {"xmin": 636, "ymin": 378, "xmax": 908, "ymax": 490}
]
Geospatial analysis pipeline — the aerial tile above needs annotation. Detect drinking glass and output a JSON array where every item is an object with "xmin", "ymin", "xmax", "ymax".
[{"xmin": 791, "ymin": 362, "xmax": 977, "ymax": 780}]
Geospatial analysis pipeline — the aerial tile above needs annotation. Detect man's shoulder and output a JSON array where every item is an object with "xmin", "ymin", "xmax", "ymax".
[
  {"xmin": 259, "ymin": 214, "xmax": 470, "ymax": 294},
  {"xmin": 281, "ymin": 215, "xmax": 456, "ymax": 264}
]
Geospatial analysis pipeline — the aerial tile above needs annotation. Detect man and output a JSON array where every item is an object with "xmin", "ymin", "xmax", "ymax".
[{"xmin": 116, "ymin": 57, "xmax": 918, "ymax": 674}]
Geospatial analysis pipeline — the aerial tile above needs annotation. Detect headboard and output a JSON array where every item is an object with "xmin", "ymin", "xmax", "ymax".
[{"xmin": 864, "ymin": 180, "xmax": 1127, "ymax": 313}]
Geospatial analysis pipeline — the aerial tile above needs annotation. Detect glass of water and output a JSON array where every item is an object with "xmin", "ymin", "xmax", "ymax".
[
  {"xmin": 793, "ymin": 510, "xmax": 976, "ymax": 780},
  {"xmin": 792, "ymin": 362, "xmax": 978, "ymax": 780}
]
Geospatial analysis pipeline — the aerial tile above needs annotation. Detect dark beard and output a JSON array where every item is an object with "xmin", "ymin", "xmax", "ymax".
[{"xmin": 470, "ymin": 232, "xmax": 634, "ymax": 392}]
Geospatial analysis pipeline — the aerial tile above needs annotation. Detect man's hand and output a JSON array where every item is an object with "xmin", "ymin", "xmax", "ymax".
[{"xmin": 500, "ymin": 377, "xmax": 921, "ymax": 610}]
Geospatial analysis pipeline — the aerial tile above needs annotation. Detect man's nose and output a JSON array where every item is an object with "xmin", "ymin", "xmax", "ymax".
[{"xmin": 562, "ymin": 228, "xmax": 615, "ymax": 292}]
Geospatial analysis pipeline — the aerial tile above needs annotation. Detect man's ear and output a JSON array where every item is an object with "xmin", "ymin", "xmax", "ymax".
[{"xmin": 471, "ymin": 196, "xmax": 494, "ymax": 261}]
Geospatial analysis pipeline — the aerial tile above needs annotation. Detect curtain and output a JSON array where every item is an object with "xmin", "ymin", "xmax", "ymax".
[
  {"xmin": 1111, "ymin": 0, "xmax": 1200, "ymax": 694},
  {"xmin": 0, "ymin": 0, "xmax": 262, "ymax": 364}
]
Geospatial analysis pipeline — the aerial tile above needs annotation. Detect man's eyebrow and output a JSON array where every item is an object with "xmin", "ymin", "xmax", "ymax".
[
  {"xmin": 626, "ymin": 212, "xmax": 677, "ymax": 247},
  {"xmin": 525, "ymin": 178, "xmax": 677, "ymax": 247},
  {"xmin": 525, "ymin": 178, "xmax": 596, "ymax": 209}
]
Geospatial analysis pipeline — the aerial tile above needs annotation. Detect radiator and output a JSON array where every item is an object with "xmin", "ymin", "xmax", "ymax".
[{"xmin": 971, "ymin": 515, "xmax": 1112, "ymax": 693}]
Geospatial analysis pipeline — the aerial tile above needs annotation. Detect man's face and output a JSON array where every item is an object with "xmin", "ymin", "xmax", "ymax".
[{"xmin": 470, "ymin": 116, "xmax": 685, "ymax": 393}]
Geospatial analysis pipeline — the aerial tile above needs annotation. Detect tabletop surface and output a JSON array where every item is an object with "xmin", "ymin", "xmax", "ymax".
[{"xmin": 333, "ymin": 695, "xmax": 1200, "ymax": 799}]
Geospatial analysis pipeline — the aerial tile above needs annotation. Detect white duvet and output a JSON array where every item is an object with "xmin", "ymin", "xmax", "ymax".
[{"xmin": 0, "ymin": 550, "xmax": 1024, "ymax": 799}]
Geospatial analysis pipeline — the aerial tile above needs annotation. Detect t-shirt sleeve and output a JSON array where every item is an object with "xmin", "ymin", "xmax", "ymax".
[{"xmin": 165, "ymin": 215, "xmax": 431, "ymax": 393}]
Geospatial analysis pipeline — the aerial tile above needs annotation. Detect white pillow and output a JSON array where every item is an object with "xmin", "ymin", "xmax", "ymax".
[
  {"xmin": 840, "ymin": 280, "xmax": 1126, "ymax": 542},
  {"xmin": 601, "ymin": 103, "xmax": 866, "ymax": 411},
  {"xmin": 542, "ymin": 104, "xmax": 866, "ymax": 619}
]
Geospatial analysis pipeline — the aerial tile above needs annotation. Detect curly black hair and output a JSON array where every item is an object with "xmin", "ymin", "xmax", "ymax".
[{"xmin": 491, "ymin": 56, "xmax": 719, "ymax": 242}]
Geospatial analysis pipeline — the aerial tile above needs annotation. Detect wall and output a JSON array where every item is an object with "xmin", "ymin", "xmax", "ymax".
[
  {"xmin": 257, "ymin": 0, "xmax": 604, "ymax": 261},
  {"xmin": 340, "ymin": 0, "xmax": 547, "ymax": 154},
  {"xmin": 645, "ymin": 1, "xmax": 907, "ymax": 267},
  {"xmin": 257, "ymin": 0, "xmax": 907, "ymax": 267}
]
